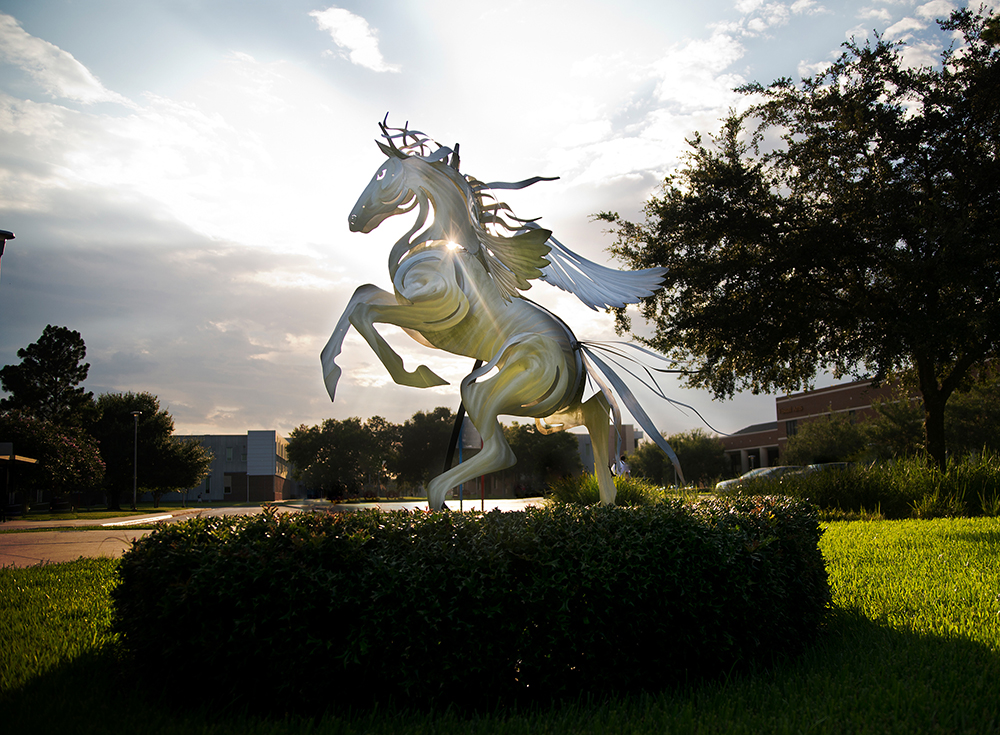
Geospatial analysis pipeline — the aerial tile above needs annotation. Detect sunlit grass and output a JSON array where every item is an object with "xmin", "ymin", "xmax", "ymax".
[
  {"xmin": 822, "ymin": 517, "xmax": 1000, "ymax": 643},
  {"xmin": 0, "ymin": 558, "xmax": 119, "ymax": 692}
]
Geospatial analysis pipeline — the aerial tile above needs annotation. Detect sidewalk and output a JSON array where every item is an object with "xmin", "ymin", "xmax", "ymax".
[{"xmin": 1, "ymin": 507, "xmax": 205, "ymax": 532}]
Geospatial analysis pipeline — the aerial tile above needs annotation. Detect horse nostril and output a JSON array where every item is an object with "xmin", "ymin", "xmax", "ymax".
[{"xmin": 349, "ymin": 214, "xmax": 357, "ymax": 225}]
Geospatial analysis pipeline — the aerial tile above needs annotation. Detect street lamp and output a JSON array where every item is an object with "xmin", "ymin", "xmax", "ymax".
[
  {"xmin": 0, "ymin": 230, "xmax": 14, "ymax": 283},
  {"xmin": 131, "ymin": 411, "xmax": 142, "ymax": 510}
]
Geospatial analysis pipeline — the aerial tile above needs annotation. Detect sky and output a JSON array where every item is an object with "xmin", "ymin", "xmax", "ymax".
[{"xmin": 0, "ymin": 0, "xmax": 989, "ymax": 440}]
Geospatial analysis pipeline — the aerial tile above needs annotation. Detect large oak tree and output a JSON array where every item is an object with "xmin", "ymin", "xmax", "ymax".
[{"xmin": 602, "ymin": 9, "xmax": 999, "ymax": 470}]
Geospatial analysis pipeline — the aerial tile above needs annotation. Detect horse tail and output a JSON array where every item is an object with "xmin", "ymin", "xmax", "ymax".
[{"xmin": 576, "ymin": 342, "xmax": 687, "ymax": 486}]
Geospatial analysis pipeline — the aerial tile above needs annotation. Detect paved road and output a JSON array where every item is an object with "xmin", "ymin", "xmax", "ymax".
[
  {"xmin": 0, "ymin": 497, "xmax": 545, "ymax": 568},
  {"xmin": 0, "ymin": 528, "xmax": 153, "ymax": 567}
]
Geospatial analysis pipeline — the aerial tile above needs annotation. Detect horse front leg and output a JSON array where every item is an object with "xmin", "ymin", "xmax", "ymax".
[
  {"xmin": 321, "ymin": 284, "xmax": 448, "ymax": 402},
  {"xmin": 322, "ymin": 285, "xmax": 390, "ymax": 401},
  {"xmin": 346, "ymin": 256, "xmax": 472, "ymax": 392}
]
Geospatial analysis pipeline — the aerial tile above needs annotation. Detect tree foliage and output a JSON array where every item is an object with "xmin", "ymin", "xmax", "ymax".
[
  {"xmin": 945, "ymin": 363, "xmax": 1000, "ymax": 455},
  {"xmin": 287, "ymin": 416, "xmax": 398, "ymax": 499},
  {"xmin": 0, "ymin": 325, "xmax": 96, "ymax": 426},
  {"xmin": 783, "ymin": 413, "xmax": 869, "ymax": 466},
  {"xmin": 0, "ymin": 410, "xmax": 104, "ymax": 499},
  {"xmin": 629, "ymin": 429, "xmax": 728, "ymax": 487},
  {"xmin": 89, "ymin": 392, "xmax": 210, "ymax": 509},
  {"xmin": 286, "ymin": 408, "xmax": 587, "ymax": 498},
  {"xmin": 502, "ymin": 423, "xmax": 582, "ymax": 492},
  {"xmin": 784, "ymin": 367, "xmax": 1000, "ymax": 463},
  {"xmin": 394, "ymin": 407, "xmax": 456, "ymax": 490},
  {"xmin": 602, "ymin": 9, "xmax": 999, "ymax": 471}
]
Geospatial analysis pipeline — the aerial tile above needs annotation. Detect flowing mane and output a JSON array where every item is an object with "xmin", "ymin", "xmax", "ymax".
[
  {"xmin": 378, "ymin": 118, "xmax": 667, "ymax": 310},
  {"xmin": 378, "ymin": 120, "xmax": 555, "ymax": 299}
]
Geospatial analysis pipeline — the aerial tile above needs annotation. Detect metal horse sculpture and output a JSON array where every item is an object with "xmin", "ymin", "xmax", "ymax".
[{"xmin": 322, "ymin": 121, "xmax": 685, "ymax": 510}]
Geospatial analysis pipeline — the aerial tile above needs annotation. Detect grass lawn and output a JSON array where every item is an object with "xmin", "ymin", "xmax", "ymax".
[{"xmin": 1, "ymin": 517, "xmax": 998, "ymax": 734}]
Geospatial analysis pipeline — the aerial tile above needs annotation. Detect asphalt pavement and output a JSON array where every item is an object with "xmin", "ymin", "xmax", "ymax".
[{"xmin": 0, "ymin": 497, "xmax": 544, "ymax": 568}]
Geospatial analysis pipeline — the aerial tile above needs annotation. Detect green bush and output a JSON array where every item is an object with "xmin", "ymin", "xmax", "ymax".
[
  {"xmin": 729, "ymin": 464, "xmax": 921, "ymax": 519},
  {"xmin": 725, "ymin": 452, "xmax": 1000, "ymax": 520},
  {"xmin": 112, "ymin": 499, "xmax": 828, "ymax": 711},
  {"xmin": 547, "ymin": 473, "xmax": 665, "ymax": 505}
]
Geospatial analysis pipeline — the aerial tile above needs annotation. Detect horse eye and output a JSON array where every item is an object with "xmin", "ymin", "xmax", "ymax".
[{"xmin": 377, "ymin": 168, "xmax": 387, "ymax": 181}]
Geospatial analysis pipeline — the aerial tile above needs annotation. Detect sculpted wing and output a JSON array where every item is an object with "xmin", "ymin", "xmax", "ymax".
[
  {"xmin": 519, "ymin": 224, "xmax": 667, "ymax": 311},
  {"xmin": 472, "ymin": 179, "xmax": 666, "ymax": 309}
]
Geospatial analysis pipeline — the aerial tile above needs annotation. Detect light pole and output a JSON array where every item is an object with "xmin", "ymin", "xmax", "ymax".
[
  {"xmin": 131, "ymin": 411, "xmax": 142, "ymax": 510},
  {"xmin": 0, "ymin": 230, "xmax": 14, "ymax": 283}
]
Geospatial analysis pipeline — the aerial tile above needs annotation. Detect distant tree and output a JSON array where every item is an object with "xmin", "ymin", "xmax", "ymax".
[
  {"xmin": 945, "ymin": 364, "xmax": 1000, "ymax": 455},
  {"xmin": 145, "ymin": 436, "xmax": 212, "ymax": 508},
  {"xmin": 602, "ymin": 8, "xmax": 1000, "ymax": 472},
  {"xmin": 630, "ymin": 429, "xmax": 727, "ymax": 487},
  {"xmin": 89, "ymin": 392, "xmax": 209, "ymax": 510},
  {"xmin": 628, "ymin": 441, "xmax": 670, "ymax": 485},
  {"xmin": 394, "ymin": 407, "xmax": 456, "ymax": 491},
  {"xmin": 287, "ymin": 416, "xmax": 398, "ymax": 499},
  {"xmin": 862, "ymin": 366, "xmax": 1000, "ymax": 460},
  {"xmin": 502, "ymin": 423, "xmax": 582, "ymax": 493},
  {"xmin": 286, "ymin": 423, "xmax": 323, "ymax": 482},
  {"xmin": 863, "ymin": 387, "xmax": 926, "ymax": 460},
  {"xmin": 0, "ymin": 325, "xmax": 96, "ymax": 426},
  {"xmin": 0, "ymin": 410, "xmax": 104, "ymax": 504},
  {"xmin": 783, "ymin": 413, "xmax": 867, "ymax": 465}
]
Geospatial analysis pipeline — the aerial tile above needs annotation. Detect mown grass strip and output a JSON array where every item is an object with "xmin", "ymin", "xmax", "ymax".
[{"xmin": 2, "ymin": 518, "xmax": 998, "ymax": 735}]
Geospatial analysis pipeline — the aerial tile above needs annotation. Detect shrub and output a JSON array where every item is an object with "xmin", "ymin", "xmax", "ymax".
[
  {"xmin": 727, "ymin": 464, "xmax": 922, "ymax": 519},
  {"xmin": 724, "ymin": 452, "xmax": 1000, "ymax": 520},
  {"xmin": 547, "ymin": 473, "xmax": 664, "ymax": 505},
  {"xmin": 113, "ymin": 499, "xmax": 829, "ymax": 711}
]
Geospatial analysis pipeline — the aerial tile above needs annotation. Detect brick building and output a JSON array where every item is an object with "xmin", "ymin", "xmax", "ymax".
[{"xmin": 720, "ymin": 380, "xmax": 900, "ymax": 474}]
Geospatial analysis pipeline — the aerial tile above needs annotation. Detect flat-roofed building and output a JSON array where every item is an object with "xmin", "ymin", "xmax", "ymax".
[{"xmin": 161, "ymin": 430, "xmax": 299, "ymax": 503}]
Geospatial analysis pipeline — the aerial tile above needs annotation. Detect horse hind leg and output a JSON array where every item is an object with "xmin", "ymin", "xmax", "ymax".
[
  {"xmin": 582, "ymin": 392, "xmax": 616, "ymax": 505},
  {"xmin": 425, "ymin": 335, "xmax": 569, "ymax": 510}
]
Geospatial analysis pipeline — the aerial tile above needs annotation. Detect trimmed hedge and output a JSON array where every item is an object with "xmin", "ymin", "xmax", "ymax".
[{"xmin": 113, "ymin": 498, "xmax": 829, "ymax": 710}]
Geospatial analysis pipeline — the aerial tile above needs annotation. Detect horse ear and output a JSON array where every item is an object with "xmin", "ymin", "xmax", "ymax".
[{"xmin": 377, "ymin": 140, "xmax": 404, "ymax": 159}]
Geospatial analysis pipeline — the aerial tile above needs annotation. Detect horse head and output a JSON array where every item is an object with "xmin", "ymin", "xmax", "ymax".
[
  {"xmin": 348, "ymin": 142, "xmax": 418, "ymax": 233},
  {"xmin": 348, "ymin": 128, "xmax": 480, "ymax": 263}
]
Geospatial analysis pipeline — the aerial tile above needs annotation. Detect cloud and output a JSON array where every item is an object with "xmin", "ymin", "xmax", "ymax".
[
  {"xmin": 309, "ymin": 7, "xmax": 400, "ymax": 73},
  {"xmin": 884, "ymin": 17, "xmax": 927, "ymax": 40},
  {"xmin": 915, "ymin": 1, "xmax": 957, "ymax": 21},
  {"xmin": 798, "ymin": 59, "xmax": 833, "ymax": 78},
  {"xmin": 0, "ymin": 14, "xmax": 133, "ymax": 106},
  {"xmin": 790, "ymin": 0, "xmax": 825, "ymax": 13},
  {"xmin": 857, "ymin": 7, "xmax": 892, "ymax": 23}
]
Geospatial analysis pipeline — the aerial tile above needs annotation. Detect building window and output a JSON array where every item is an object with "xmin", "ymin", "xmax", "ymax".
[
  {"xmin": 786, "ymin": 419, "xmax": 798, "ymax": 437},
  {"xmin": 226, "ymin": 447, "xmax": 233, "ymax": 461},
  {"xmin": 241, "ymin": 447, "xmax": 247, "ymax": 461}
]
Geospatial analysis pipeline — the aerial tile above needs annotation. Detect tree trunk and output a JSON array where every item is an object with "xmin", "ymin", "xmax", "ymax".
[
  {"xmin": 916, "ymin": 351, "xmax": 982, "ymax": 472},
  {"xmin": 922, "ymin": 392, "xmax": 948, "ymax": 472},
  {"xmin": 106, "ymin": 487, "xmax": 121, "ymax": 511}
]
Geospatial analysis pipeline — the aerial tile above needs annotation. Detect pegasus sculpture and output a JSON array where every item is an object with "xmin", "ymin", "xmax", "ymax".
[{"xmin": 322, "ymin": 120, "xmax": 686, "ymax": 509}]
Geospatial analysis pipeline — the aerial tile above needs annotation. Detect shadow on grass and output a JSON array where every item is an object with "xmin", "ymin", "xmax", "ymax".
[{"xmin": 4, "ymin": 610, "xmax": 999, "ymax": 735}]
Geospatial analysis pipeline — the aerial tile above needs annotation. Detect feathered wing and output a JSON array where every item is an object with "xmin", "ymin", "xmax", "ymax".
[
  {"xmin": 517, "ymin": 224, "xmax": 666, "ymax": 310},
  {"xmin": 477, "ymin": 228, "xmax": 552, "ymax": 301}
]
